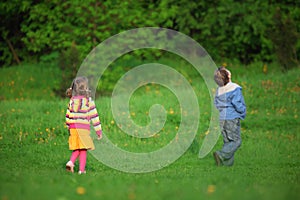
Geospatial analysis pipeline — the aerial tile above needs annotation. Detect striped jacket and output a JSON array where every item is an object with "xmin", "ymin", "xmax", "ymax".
[{"xmin": 66, "ymin": 96, "xmax": 102, "ymax": 136}]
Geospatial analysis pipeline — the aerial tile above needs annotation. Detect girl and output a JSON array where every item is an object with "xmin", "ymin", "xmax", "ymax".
[{"xmin": 65, "ymin": 76, "xmax": 102, "ymax": 174}]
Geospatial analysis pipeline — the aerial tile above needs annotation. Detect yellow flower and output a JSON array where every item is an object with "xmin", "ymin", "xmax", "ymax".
[
  {"xmin": 263, "ymin": 64, "xmax": 268, "ymax": 74},
  {"xmin": 76, "ymin": 186, "xmax": 86, "ymax": 195},
  {"xmin": 207, "ymin": 185, "xmax": 216, "ymax": 194},
  {"xmin": 145, "ymin": 86, "xmax": 151, "ymax": 92}
]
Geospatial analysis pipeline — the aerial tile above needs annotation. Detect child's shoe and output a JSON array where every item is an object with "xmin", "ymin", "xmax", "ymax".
[
  {"xmin": 66, "ymin": 161, "xmax": 74, "ymax": 173},
  {"xmin": 78, "ymin": 171, "xmax": 86, "ymax": 175},
  {"xmin": 213, "ymin": 152, "xmax": 222, "ymax": 166}
]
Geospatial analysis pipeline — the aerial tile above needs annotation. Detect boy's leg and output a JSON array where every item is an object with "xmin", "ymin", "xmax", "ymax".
[
  {"xmin": 222, "ymin": 156, "xmax": 234, "ymax": 166},
  {"xmin": 217, "ymin": 119, "xmax": 241, "ymax": 165}
]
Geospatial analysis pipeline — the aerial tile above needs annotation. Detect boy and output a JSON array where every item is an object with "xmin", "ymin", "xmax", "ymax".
[{"xmin": 213, "ymin": 67, "xmax": 246, "ymax": 166}]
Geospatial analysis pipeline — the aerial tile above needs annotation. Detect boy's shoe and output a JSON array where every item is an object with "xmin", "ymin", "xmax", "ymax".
[
  {"xmin": 66, "ymin": 161, "xmax": 74, "ymax": 173},
  {"xmin": 78, "ymin": 171, "xmax": 86, "ymax": 175},
  {"xmin": 213, "ymin": 152, "xmax": 222, "ymax": 166}
]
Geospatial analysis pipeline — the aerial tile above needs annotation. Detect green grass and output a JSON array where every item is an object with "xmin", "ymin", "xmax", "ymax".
[{"xmin": 0, "ymin": 62, "xmax": 299, "ymax": 200}]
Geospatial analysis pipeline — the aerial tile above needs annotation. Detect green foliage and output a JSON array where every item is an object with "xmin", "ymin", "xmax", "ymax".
[
  {"xmin": 39, "ymin": 51, "xmax": 59, "ymax": 66},
  {"xmin": 96, "ymin": 51, "xmax": 201, "ymax": 96},
  {"xmin": 269, "ymin": 8, "xmax": 299, "ymax": 70},
  {"xmin": 194, "ymin": 0, "xmax": 274, "ymax": 64},
  {"xmin": 0, "ymin": 0, "xmax": 32, "ymax": 66},
  {"xmin": 54, "ymin": 43, "xmax": 81, "ymax": 97},
  {"xmin": 0, "ymin": 0, "xmax": 300, "ymax": 68}
]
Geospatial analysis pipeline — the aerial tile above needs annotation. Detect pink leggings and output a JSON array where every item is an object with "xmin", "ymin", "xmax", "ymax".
[{"xmin": 70, "ymin": 149, "xmax": 87, "ymax": 172}]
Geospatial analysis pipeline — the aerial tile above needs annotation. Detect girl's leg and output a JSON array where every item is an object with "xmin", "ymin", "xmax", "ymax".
[
  {"xmin": 66, "ymin": 150, "xmax": 80, "ymax": 172},
  {"xmin": 79, "ymin": 149, "xmax": 87, "ymax": 172},
  {"xmin": 70, "ymin": 149, "xmax": 80, "ymax": 164}
]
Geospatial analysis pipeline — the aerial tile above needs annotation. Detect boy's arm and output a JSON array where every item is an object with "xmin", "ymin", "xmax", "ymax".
[
  {"xmin": 232, "ymin": 88, "xmax": 246, "ymax": 115},
  {"xmin": 213, "ymin": 89, "xmax": 219, "ymax": 109}
]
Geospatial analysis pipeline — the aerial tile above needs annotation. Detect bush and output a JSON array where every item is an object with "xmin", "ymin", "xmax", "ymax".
[
  {"xmin": 269, "ymin": 8, "xmax": 299, "ymax": 70},
  {"xmin": 54, "ymin": 43, "xmax": 81, "ymax": 97}
]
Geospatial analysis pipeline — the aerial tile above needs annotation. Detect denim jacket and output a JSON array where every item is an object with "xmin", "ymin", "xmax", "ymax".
[{"xmin": 214, "ymin": 82, "xmax": 246, "ymax": 120}]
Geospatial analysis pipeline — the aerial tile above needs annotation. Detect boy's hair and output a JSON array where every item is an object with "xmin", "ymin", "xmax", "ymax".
[
  {"xmin": 214, "ymin": 67, "xmax": 230, "ymax": 86},
  {"xmin": 66, "ymin": 76, "xmax": 90, "ymax": 98}
]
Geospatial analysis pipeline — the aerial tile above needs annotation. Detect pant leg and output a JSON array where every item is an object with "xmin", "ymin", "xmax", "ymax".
[
  {"xmin": 222, "ymin": 154, "xmax": 235, "ymax": 166},
  {"xmin": 217, "ymin": 119, "xmax": 241, "ymax": 165}
]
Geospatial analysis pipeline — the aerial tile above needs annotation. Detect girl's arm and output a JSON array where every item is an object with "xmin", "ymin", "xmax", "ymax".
[
  {"xmin": 65, "ymin": 104, "xmax": 71, "ymax": 129},
  {"xmin": 89, "ymin": 100, "xmax": 102, "ymax": 139}
]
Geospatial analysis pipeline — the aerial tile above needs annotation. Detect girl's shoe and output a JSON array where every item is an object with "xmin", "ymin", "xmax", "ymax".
[
  {"xmin": 66, "ymin": 161, "xmax": 74, "ymax": 173},
  {"xmin": 78, "ymin": 171, "xmax": 86, "ymax": 175}
]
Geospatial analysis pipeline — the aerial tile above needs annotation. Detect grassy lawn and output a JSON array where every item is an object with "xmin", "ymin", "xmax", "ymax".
[{"xmin": 0, "ymin": 62, "xmax": 299, "ymax": 200}]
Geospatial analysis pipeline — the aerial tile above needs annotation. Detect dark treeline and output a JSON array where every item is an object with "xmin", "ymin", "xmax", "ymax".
[{"xmin": 0, "ymin": 0, "xmax": 299, "ymax": 69}]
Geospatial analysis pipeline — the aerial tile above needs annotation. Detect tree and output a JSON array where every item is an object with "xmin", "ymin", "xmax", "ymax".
[
  {"xmin": 0, "ymin": 0, "xmax": 299, "ymax": 68},
  {"xmin": 0, "ymin": 0, "xmax": 31, "ymax": 66}
]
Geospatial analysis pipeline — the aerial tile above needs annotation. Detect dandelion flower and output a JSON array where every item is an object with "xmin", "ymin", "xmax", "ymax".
[
  {"xmin": 207, "ymin": 185, "xmax": 216, "ymax": 194},
  {"xmin": 263, "ymin": 64, "xmax": 268, "ymax": 74},
  {"xmin": 76, "ymin": 186, "xmax": 86, "ymax": 195}
]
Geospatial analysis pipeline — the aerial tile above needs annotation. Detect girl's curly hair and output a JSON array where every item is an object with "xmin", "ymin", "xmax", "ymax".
[{"xmin": 66, "ymin": 76, "xmax": 91, "ymax": 98}]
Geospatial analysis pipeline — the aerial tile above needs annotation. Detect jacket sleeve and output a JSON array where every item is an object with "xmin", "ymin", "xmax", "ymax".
[
  {"xmin": 214, "ymin": 89, "xmax": 219, "ymax": 110},
  {"xmin": 231, "ymin": 88, "xmax": 246, "ymax": 115},
  {"xmin": 88, "ymin": 100, "xmax": 102, "ymax": 136},
  {"xmin": 65, "ymin": 102, "xmax": 72, "ymax": 128}
]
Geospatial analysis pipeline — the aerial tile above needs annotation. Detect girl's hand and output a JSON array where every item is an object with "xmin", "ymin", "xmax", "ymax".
[
  {"xmin": 96, "ymin": 130, "xmax": 103, "ymax": 140},
  {"xmin": 97, "ymin": 134, "xmax": 102, "ymax": 140}
]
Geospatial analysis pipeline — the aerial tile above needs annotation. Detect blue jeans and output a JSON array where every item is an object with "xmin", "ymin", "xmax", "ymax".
[{"xmin": 216, "ymin": 118, "xmax": 241, "ymax": 166}]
